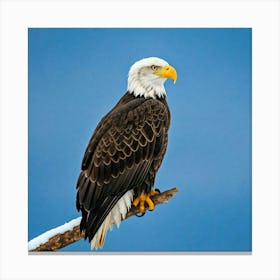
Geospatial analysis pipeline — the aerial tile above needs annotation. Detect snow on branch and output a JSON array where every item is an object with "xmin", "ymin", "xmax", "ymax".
[
  {"xmin": 28, "ymin": 187, "xmax": 179, "ymax": 252},
  {"xmin": 28, "ymin": 217, "xmax": 82, "ymax": 251}
]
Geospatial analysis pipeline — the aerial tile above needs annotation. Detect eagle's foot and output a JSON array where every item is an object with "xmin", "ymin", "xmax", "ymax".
[{"xmin": 132, "ymin": 189, "xmax": 159, "ymax": 213}]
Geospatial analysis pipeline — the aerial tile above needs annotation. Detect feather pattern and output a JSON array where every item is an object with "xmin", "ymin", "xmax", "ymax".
[{"xmin": 76, "ymin": 90, "xmax": 170, "ymax": 248}]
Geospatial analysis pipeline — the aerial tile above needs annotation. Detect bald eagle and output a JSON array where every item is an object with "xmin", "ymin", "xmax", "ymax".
[{"xmin": 76, "ymin": 57, "xmax": 177, "ymax": 249}]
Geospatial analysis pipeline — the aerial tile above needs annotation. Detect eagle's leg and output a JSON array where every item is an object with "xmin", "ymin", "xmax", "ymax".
[{"xmin": 132, "ymin": 189, "xmax": 159, "ymax": 213}]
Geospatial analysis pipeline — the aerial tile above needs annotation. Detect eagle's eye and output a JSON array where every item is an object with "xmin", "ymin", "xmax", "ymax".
[{"xmin": 151, "ymin": 65, "xmax": 159, "ymax": 71}]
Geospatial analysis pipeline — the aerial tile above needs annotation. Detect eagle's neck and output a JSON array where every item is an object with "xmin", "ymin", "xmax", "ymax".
[{"xmin": 127, "ymin": 73, "xmax": 166, "ymax": 99}]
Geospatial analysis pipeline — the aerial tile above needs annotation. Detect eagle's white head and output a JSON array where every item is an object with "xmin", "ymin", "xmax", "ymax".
[{"xmin": 127, "ymin": 57, "xmax": 177, "ymax": 99}]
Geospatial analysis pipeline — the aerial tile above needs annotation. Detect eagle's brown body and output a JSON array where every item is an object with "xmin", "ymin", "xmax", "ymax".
[
  {"xmin": 75, "ymin": 57, "xmax": 177, "ymax": 249},
  {"xmin": 76, "ymin": 91, "xmax": 170, "ymax": 243}
]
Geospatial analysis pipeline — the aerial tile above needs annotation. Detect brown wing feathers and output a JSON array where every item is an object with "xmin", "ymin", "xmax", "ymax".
[{"xmin": 76, "ymin": 93, "xmax": 170, "ymax": 242}]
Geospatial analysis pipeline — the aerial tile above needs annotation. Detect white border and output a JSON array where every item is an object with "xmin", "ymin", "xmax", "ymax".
[{"xmin": 0, "ymin": 0, "xmax": 279, "ymax": 279}]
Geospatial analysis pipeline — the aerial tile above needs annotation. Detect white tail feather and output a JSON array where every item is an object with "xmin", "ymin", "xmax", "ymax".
[{"xmin": 90, "ymin": 190, "xmax": 134, "ymax": 250}]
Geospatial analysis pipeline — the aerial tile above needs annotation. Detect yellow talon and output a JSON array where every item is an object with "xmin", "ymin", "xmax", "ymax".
[
  {"xmin": 139, "ymin": 200, "xmax": 145, "ymax": 212},
  {"xmin": 149, "ymin": 190, "xmax": 158, "ymax": 196},
  {"xmin": 132, "ymin": 190, "xmax": 159, "ymax": 213},
  {"xmin": 145, "ymin": 196, "xmax": 154, "ymax": 210}
]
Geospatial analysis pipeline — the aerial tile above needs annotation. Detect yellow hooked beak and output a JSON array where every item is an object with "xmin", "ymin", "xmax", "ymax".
[{"xmin": 154, "ymin": 65, "xmax": 177, "ymax": 84}]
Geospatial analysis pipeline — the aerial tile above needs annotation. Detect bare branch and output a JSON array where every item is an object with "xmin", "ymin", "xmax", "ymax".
[{"xmin": 29, "ymin": 187, "xmax": 179, "ymax": 252}]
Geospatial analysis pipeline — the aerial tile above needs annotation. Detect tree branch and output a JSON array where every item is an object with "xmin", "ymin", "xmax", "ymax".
[{"xmin": 29, "ymin": 187, "xmax": 179, "ymax": 252}]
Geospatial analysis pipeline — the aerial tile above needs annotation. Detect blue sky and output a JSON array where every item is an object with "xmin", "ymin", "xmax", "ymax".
[{"xmin": 28, "ymin": 28, "xmax": 252, "ymax": 252}]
